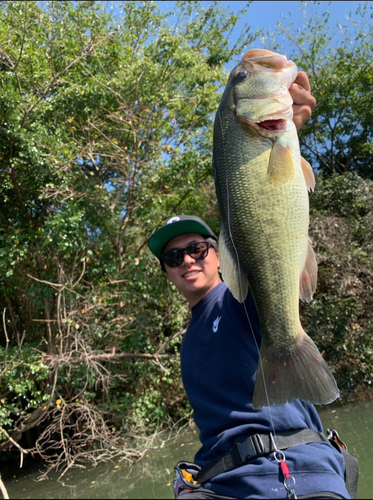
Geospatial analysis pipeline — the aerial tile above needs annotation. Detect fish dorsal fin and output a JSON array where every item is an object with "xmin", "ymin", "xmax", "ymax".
[
  {"xmin": 299, "ymin": 239, "xmax": 318, "ymax": 303},
  {"xmin": 267, "ymin": 140, "xmax": 295, "ymax": 184},
  {"xmin": 218, "ymin": 226, "xmax": 249, "ymax": 303},
  {"xmin": 301, "ymin": 156, "xmax": 316, "ymax": 192}
]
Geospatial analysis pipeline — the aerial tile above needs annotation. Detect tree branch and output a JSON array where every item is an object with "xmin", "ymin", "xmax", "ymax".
[
  {"xmin": 21, "ymin": 33, "xmax": 114, "ymax": 127},
  {"xmin": 45, "ymin": 351, "xmax": 176, "ymax": 367},
  {"xmin": 0, "ymin": 427, "xmax": 29, "ymax": 456},
  {"xmin": 0, "ymin": 474, "xmax": 9, "ymax": 500}
]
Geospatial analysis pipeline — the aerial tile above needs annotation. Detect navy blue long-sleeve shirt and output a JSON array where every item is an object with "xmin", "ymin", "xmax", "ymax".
[{"xmin": 180, "ymin": 282, "xmax": 349, "ymax": 499}]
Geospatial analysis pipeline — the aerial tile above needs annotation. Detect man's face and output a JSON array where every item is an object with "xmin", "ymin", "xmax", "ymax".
[{"xmin": 163, "ymin": 233, "xmax": 221, "ymax": 307}]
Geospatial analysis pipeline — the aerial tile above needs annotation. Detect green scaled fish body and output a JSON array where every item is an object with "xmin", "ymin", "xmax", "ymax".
[{"xmin": 213, "ymin": 49, "xmax": 339, "ymax": 408}]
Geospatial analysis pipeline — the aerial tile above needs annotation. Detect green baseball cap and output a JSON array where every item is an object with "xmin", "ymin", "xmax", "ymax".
[{"xmin": 148, "ymin": 215, "xmax": 217, "ymax": 260}]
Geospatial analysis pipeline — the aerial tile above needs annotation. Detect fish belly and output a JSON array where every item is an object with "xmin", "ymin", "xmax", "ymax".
[
  {"xmin": 215, "ymin": 120, "xmax": 308, "ymax": 335},
  {"xmin": 214, "ymin": 120, "xmax": 339, "ymax": 407},
  {"xmin": 227, "ymin": 142, "xmax": 308, "ymax": 348}
]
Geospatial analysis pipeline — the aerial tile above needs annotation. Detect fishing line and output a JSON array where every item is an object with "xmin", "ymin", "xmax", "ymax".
[{"xmin": 224, "ymin": 173, "xmax": 278, "ymax": 441}]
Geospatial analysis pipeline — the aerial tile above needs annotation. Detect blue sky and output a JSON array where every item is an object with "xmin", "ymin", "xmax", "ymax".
[
  {"xmin": 156, "ymin": 1, "xmax": 371, "ymax": 64},
  {"xmin": 221, "ymin": 1, "xmax": 364, "ymax": 35},
  {"xmin": 218, "ymin": 1, "xmax": 371, "ymax": 55}
]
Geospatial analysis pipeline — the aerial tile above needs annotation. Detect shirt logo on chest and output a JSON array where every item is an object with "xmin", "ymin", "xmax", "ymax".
[{"xmin": 213, "ymin": 316, "xmax": 222, "ymax": 332}]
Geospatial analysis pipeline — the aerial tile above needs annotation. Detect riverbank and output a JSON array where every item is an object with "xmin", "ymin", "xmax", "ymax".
[
  {"xmin": 2, "ymin": 386, "xmax": 373, "ymax": 487},
  {"xmin": 2, "ymin": 398, "xmax": 373, "ymax": 499}
]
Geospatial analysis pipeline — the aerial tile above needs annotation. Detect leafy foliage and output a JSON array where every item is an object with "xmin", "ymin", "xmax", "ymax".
[
  {"xmin": 0, "ymin": 0, "xmax": 254, "ymax": 469},
  {"xmin": 302, "ymin": 174, "xmax": 373, "ymax": 393},
  {"xmin": 0, "ymin": 347, "xmax": 49, "ymax": 436},
  {"xmin": 0, "ymin": 0, "xmax": 372, "ymax": 475}
]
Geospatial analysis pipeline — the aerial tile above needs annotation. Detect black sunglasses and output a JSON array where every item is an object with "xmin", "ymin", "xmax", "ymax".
[{"xmin": 161, "ymin": 241, "xmax": 212, "ymax": 268}]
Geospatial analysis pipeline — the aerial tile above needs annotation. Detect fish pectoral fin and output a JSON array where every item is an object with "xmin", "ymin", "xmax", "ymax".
[
  {"xmin": 301, "ymin": 156, "xmax": 316, "ymax": 192},
  {"xmin": 267, "ymin": 140, "xmax": 295, "ymax": 184},
  {"xmin": 218, "ymin": 227, "xmax": 249, "ymax": 303},
  {"xmin": 299, "ymin": 239, "xmax": 318, "ymax": 303}
]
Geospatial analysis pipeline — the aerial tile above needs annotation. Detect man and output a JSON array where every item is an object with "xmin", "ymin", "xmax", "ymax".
[{"xmin": 148, "ymin": 75, "xmax": 354, "ymax": 499}]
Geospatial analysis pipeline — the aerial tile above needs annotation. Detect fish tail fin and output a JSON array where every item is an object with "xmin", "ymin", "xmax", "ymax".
[{"xmin": 252, "ymin": 331, "xmax": 339, "ymax": 409}]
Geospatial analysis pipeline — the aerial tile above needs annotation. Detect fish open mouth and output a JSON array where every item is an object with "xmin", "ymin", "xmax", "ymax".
[{"xmin": 257, "ymin": 119, "xmax": 287, "ymax": 131}]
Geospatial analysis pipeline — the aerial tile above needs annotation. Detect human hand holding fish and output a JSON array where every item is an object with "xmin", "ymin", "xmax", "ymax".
[
  {"xmin": 213, "ymin": 49, "xmax": 339, "ymax": 409},
  {"xmin": 290, "ymin": 71, "xmax": 316, "ymax": 131}
]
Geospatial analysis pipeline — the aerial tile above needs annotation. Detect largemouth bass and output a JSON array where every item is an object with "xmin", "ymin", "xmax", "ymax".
[{"xmin": 213, "ymin": 49, "xmax": 339, "ymax": 408}]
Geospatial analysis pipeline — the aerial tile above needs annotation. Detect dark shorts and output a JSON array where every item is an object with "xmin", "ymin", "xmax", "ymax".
[{"xmin": 176, "ymin": 487, "xmax": 347, "ymax": 499}]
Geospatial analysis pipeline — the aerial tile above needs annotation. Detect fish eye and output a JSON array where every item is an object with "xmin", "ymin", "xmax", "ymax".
[{"xmin": 236, "ymin": 70, "xmax": 249, "ymax": 80}]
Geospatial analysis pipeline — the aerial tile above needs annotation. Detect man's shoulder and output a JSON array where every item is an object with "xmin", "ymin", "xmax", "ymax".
[
  {"xmin": 192, "ymin": 282, "xmax": 228, "ymax": 311},
  {"xmin": 193, "ymin": 281, "xmax": 257, "ymax": 316}
]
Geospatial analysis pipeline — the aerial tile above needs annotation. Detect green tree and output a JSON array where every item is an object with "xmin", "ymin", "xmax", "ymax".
[
  {"xmin": 304, "ymin": 173, "xmax": 373, "ymax": 394},
  {"xmin": 0, "ymin": 0, "xmax": 255, "ymax": 474},
  {"xmin": 2, "ymin": 0, "xmax": 371, "ymax": 477}
]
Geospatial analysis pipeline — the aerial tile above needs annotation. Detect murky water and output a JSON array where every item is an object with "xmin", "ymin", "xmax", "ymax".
[{"xmin": 2, "ymin": 399, "xmax": 373, "ymax": 499}]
